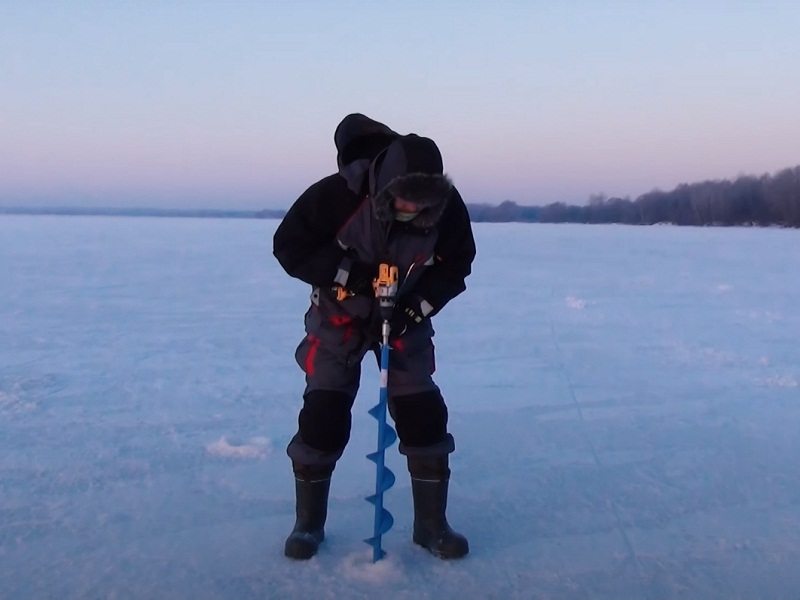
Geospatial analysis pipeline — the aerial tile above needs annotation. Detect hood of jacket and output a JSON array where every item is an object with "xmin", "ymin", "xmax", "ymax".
[
  {"xmin": 334, "ymin": 113, "xmax": 399, "ymax": 195},
  {"xmin": 369, "ymin": 134, "xmax": 452, "ymax": 230}
]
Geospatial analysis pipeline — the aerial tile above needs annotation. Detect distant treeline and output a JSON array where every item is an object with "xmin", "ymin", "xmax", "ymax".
[
  {"xmin": 3, "ymin": 165, "xmax": 798, "ymax": 227},
  {"xmin": 469, "ymin": 165, "xmax": 800, "ymax": 227}
]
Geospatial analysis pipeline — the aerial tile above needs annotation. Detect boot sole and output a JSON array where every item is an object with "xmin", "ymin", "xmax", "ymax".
[
  {"xmin": 284, "ymin": 531, "xmax": 324, "ymax": 560},
  {"xmin": 413, "ymin": 536, "xmax": 469, "ymax": 559}
]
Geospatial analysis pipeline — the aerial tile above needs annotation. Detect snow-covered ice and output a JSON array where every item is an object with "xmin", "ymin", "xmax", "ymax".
[{"xmin": 1, "ymin": 215, "xmax": 799, "ymax": 599}]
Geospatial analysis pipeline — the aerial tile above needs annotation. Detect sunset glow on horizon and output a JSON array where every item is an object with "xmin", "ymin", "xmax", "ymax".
[{"xmin": 2, "ymin": 2, "xmax": 799, "ymax": 209}]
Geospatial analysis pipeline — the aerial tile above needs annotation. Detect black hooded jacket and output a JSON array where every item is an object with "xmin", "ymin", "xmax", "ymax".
[{"xmin": 273, "ymin": 114, "xmax": 476, "ymax": 315}]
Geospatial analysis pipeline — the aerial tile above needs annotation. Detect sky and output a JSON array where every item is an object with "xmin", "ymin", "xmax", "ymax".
[
  {"xmin": 2, "ymin": 216, "xmax": 799, "ymax": 598},
  {"xmin": 2, "ymin": 1, "xmax": 800, "ymax": 210}
]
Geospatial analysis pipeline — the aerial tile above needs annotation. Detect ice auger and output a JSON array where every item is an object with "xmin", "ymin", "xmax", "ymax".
[{"xmin": 364, "ymin": 263, "xmax": 399, "ymax": 562}]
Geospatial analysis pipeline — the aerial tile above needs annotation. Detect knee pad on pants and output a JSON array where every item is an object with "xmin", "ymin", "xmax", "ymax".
[
  {"xmin": 389, "ymin": 390, "xmax": 449, "ymax": 449},
  {"xmin": 298, "ymin": 390, "xmax": 356, "ymax": 454}
]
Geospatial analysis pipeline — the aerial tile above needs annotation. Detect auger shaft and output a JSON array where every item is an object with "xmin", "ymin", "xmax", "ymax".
[{"xmin": 364, "ymin": 265, "xmax": 399, "ymax": 561}]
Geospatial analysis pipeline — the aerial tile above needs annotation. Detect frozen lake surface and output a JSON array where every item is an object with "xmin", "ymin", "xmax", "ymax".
[{"xmin": 1, "ymin": 216, "xmax": 799, "ymax": 599}]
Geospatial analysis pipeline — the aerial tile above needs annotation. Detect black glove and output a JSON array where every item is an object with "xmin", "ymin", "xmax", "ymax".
[
  {"xmin": 391, "ymin": 294, "xmax": 427, "ymax": 336},
  {"xmin": 345, "ymin": 261, "xmax": 375, "ymax": 297}
]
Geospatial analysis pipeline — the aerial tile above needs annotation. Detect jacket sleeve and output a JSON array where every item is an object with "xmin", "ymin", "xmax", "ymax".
[
  {"xmin": 273, "ymin": 175, "xmax": 355, "ymax": 287},
  {"xmin": 413, "ymin": 187, "xmax": 476, "ymax": 314}
]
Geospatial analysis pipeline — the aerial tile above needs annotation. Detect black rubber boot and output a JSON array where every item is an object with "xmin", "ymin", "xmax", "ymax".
[
  {"xmin": 408, "ymin": 456, "xmax": 469, "ymax": 559},
  {"xmin": 284, "ymin": 477, "xmax": 331, "ymax": 559}
]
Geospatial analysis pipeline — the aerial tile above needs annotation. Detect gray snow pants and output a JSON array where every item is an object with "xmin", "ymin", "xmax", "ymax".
[{"xmin": 286, "ymin": 302, "xmax": 454, "ymax": 474}]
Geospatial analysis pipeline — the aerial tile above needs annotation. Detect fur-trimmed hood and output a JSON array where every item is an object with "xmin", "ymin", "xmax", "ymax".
[{"xmin": 369, "ymin": 134, "xmax": 452, "ymax": 229}]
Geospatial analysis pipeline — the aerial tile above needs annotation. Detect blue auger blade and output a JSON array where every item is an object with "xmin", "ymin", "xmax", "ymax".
[
  {"xmin": 365, "ymin": 425, "xmax": 396, "ymax": 561},
  {"xmin": 364, "ymin": 508, "xmax": 394, "ymax": 536},
  {"xmin": 364, "ymin": 466, "xmax": 395, "ymax": 495},
  {"xmin": 363, "ymin": 541, "xmax": 387, "ymax": 562},
  {"xmin": 365, "ymin": 334, "xmax": 397, "ymax": 562},
  {"xmin": 365, "ymin": 428, "xmax": 397, "ymax": 454},
  {"xmin": 364, "ymin": 508, "xmax": 395, "ymax": 562},
  {"xmin": 383, "ymin": 424, "xmax": 397, "ymax": 447}
]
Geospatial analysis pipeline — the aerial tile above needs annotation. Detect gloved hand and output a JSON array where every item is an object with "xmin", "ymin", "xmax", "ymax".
[
  {"xmin": 391, "ymin": 294, "xmax": 427, "ymax": 336},
  {"xmin": 345, "ymin": 261, "xmax": 376, "ymax": 297}
]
